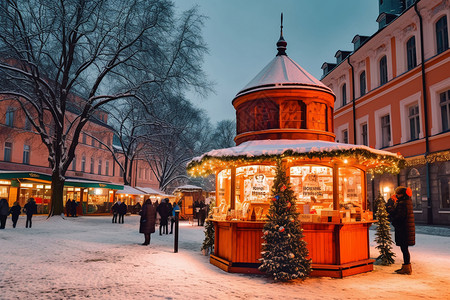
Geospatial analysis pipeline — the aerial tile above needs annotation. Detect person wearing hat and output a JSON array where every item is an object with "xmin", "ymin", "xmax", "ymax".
[{"xmin": 391, "ymin": 186, "xmax": 415, "ymax": 275}]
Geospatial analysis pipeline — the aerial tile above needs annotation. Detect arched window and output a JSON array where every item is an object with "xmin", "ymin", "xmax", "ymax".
[
  {"xmin": 379, "ymin": 56, "xmax": 388, "ymax": 85},
  {"xmin": 436, "ymin": 15, "xmax": 449, "ymax": 54},
  {"xmin": 342, "ymin": 84, "xmax": 347, "ymax": 106},
  {"xmin": 407, "ymin": 168, "xmax": 421, "ymax": 209},
  {"xmin": 81, "ymin": 156, "xmax": 86, "ymax": 172},
  {"xmin": 406, "ymin": 36, "xmax": 417, "ymax": 70},
  {"xmin": 360, "ymin": 71, "xmax": 366, "ymax": 97}
]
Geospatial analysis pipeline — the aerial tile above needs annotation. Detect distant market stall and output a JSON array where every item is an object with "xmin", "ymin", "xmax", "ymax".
[{"xmin": 173, "ymin": 185, "xmax": 205, "ymax": 220}]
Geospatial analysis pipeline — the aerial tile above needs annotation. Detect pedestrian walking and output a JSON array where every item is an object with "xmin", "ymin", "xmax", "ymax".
[
  {"xmin": 0, "ymin": 198, "xmax": 10, "ymax": 229},
  {"xmin": 118, "ymin": 201, "xmax": 127, "ymax": 224},
  {"xmin": 157, "ymin": 198, "xmax": 171, "ymax": 235},
  {"xmin": 139, "ymin": 198, "xmax": 157, "ymax": 245},
  {"xmin": 111, "ymin": 201, "xmax": 120, "ymax": 223},
  {"xmin": 391, "ymin": 186, "xmax": 415, "ymax": 275},
  {"xmin": 9, "ymin": 201, "xmax": 21, "ymax": 228},
  {"xmin": 23, "ymin": 198, "xmax": 37, "ymax": 228}
]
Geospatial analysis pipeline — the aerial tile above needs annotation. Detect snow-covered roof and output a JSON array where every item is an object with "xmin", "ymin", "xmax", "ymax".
[
  {"xmin": 236, "ymin": 55, "xmax": 334, "ymax": 97},
  {"xmin": 115, "ymin": 185, "xmax": 146, "ymax": 195},
  {"xmin": 187, "ymin": 139, "xmax": 404, "ymax": 176},
  {"xmin": 135, "ymin": 186, "xmax": 167, "ymax": 196},
  {"xmin": 173, "ymin": 185, "xmax": 204, "ymax": 192}
]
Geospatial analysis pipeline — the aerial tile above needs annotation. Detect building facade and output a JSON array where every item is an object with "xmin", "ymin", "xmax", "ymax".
[{"xmin": 321, "ymin": 0, "xmax": 450, "ymax": 225}]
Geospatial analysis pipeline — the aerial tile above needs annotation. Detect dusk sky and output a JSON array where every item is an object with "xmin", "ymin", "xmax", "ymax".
[{"xmin": 174, "ymin": 0, "xmax": 379, "ymax": 123}]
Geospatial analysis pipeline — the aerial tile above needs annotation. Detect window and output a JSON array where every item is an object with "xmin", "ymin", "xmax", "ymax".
[
  {"xmin": 342, "ymin": 129, "xmax": 348, "ymax": 144},
  {"xmin": 342, "ymin": 84, "xmax": 347, "ymax": 106},
  {"xmin": 72, "ymin": 156, "xmax": 76, "ymax": 171},
  {"xmin": 436, "ymin": 16, "xmax": 449, "ymax": 54},
  {"xmin": 381, "ymin": 114, "xmax": 391, "ymax": 148},
  {"xmin": 139, "ymin": 167, "xmax": 143, "ymax": 179},
  {"xmin": 5, "ymin": 108, "xmax": 14, "ymax": 127},
  {"xmin": 98, "ymin": 159, "xmax": 102, "ymax": 175},
  {"xmin": 82, "ymin": 134, "xmax": 87, "ymax": 144},
  {"xmin": 360, "ymin": 71, "xmax": 366, "ymax": 97},
  {"xmin": 407, "ymin": 168, "xmax": 422, "ymax": 210},
  {"xmin": 23, "ymin": 145, "xmax": 30, "ymax": 164},
  {"xmin": 408, "ymin": 105, "xmax": 420, "ymax": 140},
  {"xmin": 91, "ymin": 137, "xmax": 96, "ymax": 147},
  {"xmin": 90, "ymin": 158, "xmax": 94, "ymax": 174},
  {"xmin": 406, "ymin": 36, "xmax": 417, "ymax": 70},
  {"xmin": 439, "ymin": 162, "xmax": 450, "ymax": 209},
  {"xmin": 361, "ymin": 123, "xmax": 368, "ymax": 146},
  {"xmin": 379, "ymin": 56, "xmax": 388, "ymax": 85},
  {"xmin": 441, "ymin": 90, "xmax": 450, "ymax": 132},
  {"xmin": 81, "ymin": 156, "xmax": 86, "ymax": 172},
  {"xmin": 280, "ymin": 101, "xmax": 306, "ymax": 129},
  {"xmin": 105, "ymin": 161, "xmax": 109, "ymax": 176},
  {"xmin": 4, "ymin": 142, "xmax": 12, "ymax": 162}
]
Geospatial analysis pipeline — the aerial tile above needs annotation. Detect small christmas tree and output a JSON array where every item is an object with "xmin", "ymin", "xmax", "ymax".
[
  {"xmin": 374, "ymin": 194, "xmax": 395, "ymax": 265},
  {"xmin": 201, "ymin": 200, "xmax": 215, "ymax": 255},
  {"xmin": 259, "ymin": 158, "xmax": 311, "ymax": 282}
]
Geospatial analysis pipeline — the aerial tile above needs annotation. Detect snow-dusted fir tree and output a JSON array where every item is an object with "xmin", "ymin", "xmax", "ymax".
[
  {"xmin": 259, "ymin": 158, "xmax": 311, "ymax": 282},
  {"xmin": 201, "ymin": 200, "xmax": 216, "ymax": 255},
  {"xmin": 375, "ymin": 194, "xmax": 395, "ymax": 265}
]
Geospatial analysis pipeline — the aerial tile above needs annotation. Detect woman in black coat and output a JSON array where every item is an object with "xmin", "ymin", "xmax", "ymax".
[
  {"xmin": 157, "ymin": 198, "xmax": 171, "ymax": 235},
  {"xmin": 139, "ymin": 199, "xmax": 157, "ymax": 245},
  {"xmin": 9, "ymin": 201, "xmax": 21, "ymax": 228},
  {"xmin": 0, "ymin": 198, "xmax": 9, "ymax": 229},
  {"xmin": 391, "ymin": 186, "xmax": 415, "ymax": 275},
  {"xmin": 23, "ymin": 198, "xmax": 37, "ymax": 228}
]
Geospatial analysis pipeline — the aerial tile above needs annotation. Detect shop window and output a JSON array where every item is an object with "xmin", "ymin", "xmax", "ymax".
[
  {"xmin": 290, "ymin": 165, "xmax": 333, "ymax": 214},
  {"xmin": 81, "ymin": 156, "xmax": 86, "ymax": 172},
  {"xmin": 214, "ymin": 169, "xmax": 231, "ymax": 218},
  {"xmin": 280, "ymin": 100, "xmax": 306, "ymax": 129},
  {"xmin": 361, "ymin": 123, "xmax": 368, "ymax": 146},
  {"xmin": 436, "ymin": 15, "xmax": 449, "ymax": 54},
  {"xmin": 23, "ymin": 145, "xmax": 30, "ymax": 164},
  {"xmin": 360, "ymin": 71, "xmax": 366, "ymax": 97},
  {"xmin": 105, "ymin": 161, "xmax": 109, "ymax": 176},
  {"xmin": 440, "ymin": 90, "xmax": 450, "ymax": 132},
  {"xmin": 90, "ymin": 157, "xmax": 94, "ymax": 174},
  {"xmin": 407, "ymin": 168, "xmax": 421, "ymax": 210},
  {"xmin": 342, "ymin": 84, "xmax": 347, "ymax": 106},
  {"xmin": 439, "ymin": 162, "xmax": 450, "ymax": 209},
  {"xmin": 308, "ymin": 102, "xmax": 327, "ymax": 131},
  {"xmin": 408, "ymin": 104, "xmax": 420, "ymax": 140},
  {"xmin": 381, "ymin": 114, "xmax": 391, "ymax": 148},
  {"xmin": 98, "ymin": 159, "xmax": 102, "ymax": 175},
  {"xmin": 379, "ymin": 56, "xmax": 388, "ymax": 85},
  {"xmin": 406, "ymin": 36, "xmax": 417, "ymax": 70},
  {"xmin": 5, "ymin": 107, "xmax": 14, "ymax": 127},
  {"xmin": 339, "ymin": 167, "xmax": 363, "ymax": 212},
  {"xmin": 4, "ymin": 142, "xmax": 12, "ymax": 162}
]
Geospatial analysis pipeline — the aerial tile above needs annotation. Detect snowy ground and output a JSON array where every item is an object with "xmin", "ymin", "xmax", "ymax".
[{"xmin": 1, "ymin": 215, "xmax": 449, "ymax": 300}]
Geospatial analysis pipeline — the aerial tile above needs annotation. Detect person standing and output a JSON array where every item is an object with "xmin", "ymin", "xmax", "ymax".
[
  {"xmin": 65, "ymin": 199, "xmax": 72, "ymax": 217},
  {"xmin": 9, "ymin": 201, "xmax": 21, "ymax": 228},
  {"xmin": 157, "ymin": 198, "xmax": 170, "ymax": 235},
  {"xmin": 118, "ymin": 201, "xmax": 127, "ymax": 224},
  {"xmin": 0, "ymin": 198, "xmax": 10, "ymax": 229},
  {"xmin": 170, "ymin": 201, "xmax": 180, "ymax": 234},
  {"xmin": 23, "ymin": 198, "xmax": 37, "ymax": 228},
  {"xmin": 111, "ymin": 201, "xmax": 119, "ymax": 223},
  {"xmin": 391, "ymin": 186, "xmax": 415, "ymax": 275},
  {"xmin": 139, "ymin": 199, "xmax": 157, "ymax": 245},
  {"xmin": 198, "ymin": 199, "xmax": 206, "ymax": 226},
  {"xmin": 70, "ymin": 199, "xmax": 78, "ymax": 217}
]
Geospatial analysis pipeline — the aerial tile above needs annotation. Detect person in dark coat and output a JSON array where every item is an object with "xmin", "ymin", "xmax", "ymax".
[
  {"xmin": 65, "ymin": 199, "xmax": 72, "ymax": 217},
  {"xmin": 170, "ymin": 202, "xmax": 180, "ymax": 234},
  {"xmin": 193, "ymin": 199, "xmax": 200, "ymax": 222},
  {"xmin": 118, "ymin": 201, "xmax": 127, "ymax": 224},
  {"xmin": 385, "ymin": 195, "xmax": 397, "ymax": 223},
  {"xmin": 9, "ymin": 201, "xmax": 21, "ymax": 228},
  {"xmin": 198, "ymin": 199, "xmax": 206, "ymax": 226},
  {"xmin": 134, "ymin": 202, "xmax": 141, "ymax": 214},
  {"xmin": 23, "ymin": 198, "xmax": 37, "ymax": 228},
  {"xmin": 70, "ymin": 199, "xmax": 78, "ymax": 217},
  {"xmin": 139, "ymin": 199, "xmax": 157, "ymax": 245},
  {"xmin": 0, "ymin": 198, "xmax": 10, "ymax": 229},
  {"xmin": 157, "ymin": 198, "xmax": 171, "ymax": 235},
  {"xmin": 391, "ymin": 186, "xmax": 415, "ymax": 275},
  {"xmin": 111, "ymin": 201, "xmax": 120, "ymax": 223}
]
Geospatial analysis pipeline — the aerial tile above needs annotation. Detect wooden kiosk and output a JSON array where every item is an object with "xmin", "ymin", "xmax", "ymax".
[
  {"xmin": 187, "ymin": 29, "xmax": 403, "ymax": 278},
  {"xmin": 173, "ymin": 184, "xmax": 204, "ymax": 220}
]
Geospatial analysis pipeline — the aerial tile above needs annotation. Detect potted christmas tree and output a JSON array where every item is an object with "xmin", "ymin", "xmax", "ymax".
[
  {"xmin": 374, "ymin": 194, "xmax": 395, "ymax": 265},
  {"xmin": 259, "ymin": 158, "xmax": 311, "ymax": 282}
]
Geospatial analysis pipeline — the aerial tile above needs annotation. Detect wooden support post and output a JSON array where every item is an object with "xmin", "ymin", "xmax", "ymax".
[{"xmin": 332, "ymin": 164, "xmax": 339, "ymax": 211}]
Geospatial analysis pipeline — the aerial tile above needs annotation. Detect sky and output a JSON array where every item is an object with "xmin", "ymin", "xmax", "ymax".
[{"xmin": 173, "ymin": 0, "xmax": 379, "ymax": 124}]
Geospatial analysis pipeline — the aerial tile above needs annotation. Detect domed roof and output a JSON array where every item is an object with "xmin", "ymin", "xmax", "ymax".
[{"xmin": 235, "ymin": 23, "xmax": 333, "ymax": 98}]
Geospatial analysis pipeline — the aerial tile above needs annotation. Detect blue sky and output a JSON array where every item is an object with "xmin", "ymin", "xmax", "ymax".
[{"xmin": 174, "ymin": 0, "xmax": 379, "ymax": 123}]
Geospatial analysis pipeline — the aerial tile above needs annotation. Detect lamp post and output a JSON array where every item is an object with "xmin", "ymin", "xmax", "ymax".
[{"xmin": 174, "ymin": 210, "xmax": 180, "ymax": 253}]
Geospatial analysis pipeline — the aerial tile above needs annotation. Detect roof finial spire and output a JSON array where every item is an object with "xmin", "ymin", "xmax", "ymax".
[{"xmin": 276, "ymin": 13, "xmax": 287, "ymax": 56}]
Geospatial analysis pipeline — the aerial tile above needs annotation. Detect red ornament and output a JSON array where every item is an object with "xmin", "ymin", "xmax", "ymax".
[
  {"xmin": 406, "ymin": 187, "xmax": 413, "ymax": 197},
  {"xmin": 264, "ymin": 230, "xmax": 269, "ymax": 236},
  {"xmin": 290, "ymin": 217, "xmax": 295, "ymax": 223},
  {"xmin": 279, "ymin": 226, "xmax": 285, "ymax": 233},
  {"xmin": 280, "ymin": 185, "xmax": 286, "ymax": 192},
  {"xmin": 287, "ymin": 202, "xmax": 291, "ymax": 209}
]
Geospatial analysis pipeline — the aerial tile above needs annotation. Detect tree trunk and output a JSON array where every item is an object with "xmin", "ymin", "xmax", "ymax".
[{"xmin": 49, "ymin": 172, "xmax": 65, "ymax": 216}]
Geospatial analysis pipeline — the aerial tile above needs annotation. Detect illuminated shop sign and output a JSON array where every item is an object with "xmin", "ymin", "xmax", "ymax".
[{"xmin": 0, "ymin": 180, "xmax": 11, "ymax": 185}]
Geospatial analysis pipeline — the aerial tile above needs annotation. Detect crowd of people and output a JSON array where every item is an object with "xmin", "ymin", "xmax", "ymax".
[{"xmin": 0, "ymin": 197, "xmax": 37, "ymax": 229}]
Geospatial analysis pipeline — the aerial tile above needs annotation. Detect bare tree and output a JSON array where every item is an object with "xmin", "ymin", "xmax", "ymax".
[
  {"xmin": 210, "ymin": 119, "xmax": 236, "ymax": 149},
  {"xmin": 0, "ymin": 0, "xmax": 209, "ymax": 216}
]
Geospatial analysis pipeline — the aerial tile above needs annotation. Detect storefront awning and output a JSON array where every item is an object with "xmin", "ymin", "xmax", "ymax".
[
  {"xmin": 65, "ymin": 178, "xmax": 123, "ymax": 190},
  {"xmin": 116, "ymin": 185, "xmax": 146, "ymax": 195},
  {"xmin": 0, "ymin": 171, "xmax": 52, "ymax": 182}
]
